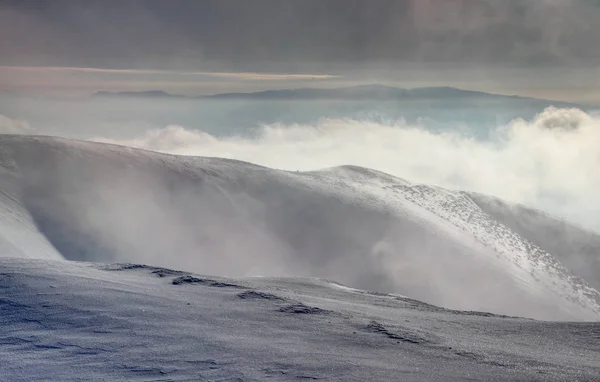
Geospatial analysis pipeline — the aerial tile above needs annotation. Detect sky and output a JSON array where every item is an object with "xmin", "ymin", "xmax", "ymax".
[{"xmin": 1, "ymin": 0, "xmax": 600, "ymax": 102}]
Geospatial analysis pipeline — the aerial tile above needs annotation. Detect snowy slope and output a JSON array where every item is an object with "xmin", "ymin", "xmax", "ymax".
[
  {"xmin": 1, "ymin": 258, "xmax": 599, "ymax": 381},
  {"xmin": 469, "ymin": 192, "xmax": 600, "ymax": 292},
  {"xmin": 0, "ymin": 150, "xmax": 62, "ymax": 260},
  {"xmin": 0, "ymin": 135, "xmax": 599, "ymax": 321}
]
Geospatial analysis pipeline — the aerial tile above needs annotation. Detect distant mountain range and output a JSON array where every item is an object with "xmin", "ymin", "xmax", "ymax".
[
  {"xmin": 91, "ymin": 84, "xmax": 586, "ymax": 108},
  {"xmin": 93, "ymin": 90, "xmax": 187, "ymax": 98}
]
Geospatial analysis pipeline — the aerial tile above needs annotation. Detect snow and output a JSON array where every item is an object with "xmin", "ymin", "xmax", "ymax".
[
  {"xmin": 1, "ymin": 258, "xmax": 599, "ymax": 381},
  {"xmin": 0, "ymin": 135, "xmax": 599, "ymax": 321},
  {"xmin": 468, "ymin": 191, "xmax": 600, "ymax": 292},
  {"xmin": 0, "ymin": 157, "xmax": 61, "ymax": 260},
  {"xmin": 1, "ymin": 135, "xmax": 600, "ymax": 379}
]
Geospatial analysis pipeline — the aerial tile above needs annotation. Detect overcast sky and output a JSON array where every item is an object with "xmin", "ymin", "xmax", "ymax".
[{"xmin": 1, "ymin": 0, "xmax": 600, "ymax": 102}]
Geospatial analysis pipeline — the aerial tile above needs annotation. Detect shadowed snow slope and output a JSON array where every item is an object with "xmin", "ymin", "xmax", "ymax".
[
  {"xmin": 0, "ymin": 135, "xmax": 599, "ymax": 321},
  {"xmin": 1, "ymin": 259, "xmax": 599, "ymax": 381}
]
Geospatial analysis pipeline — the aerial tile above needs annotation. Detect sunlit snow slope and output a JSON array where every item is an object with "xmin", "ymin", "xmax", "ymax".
[{"xmin": 0, "ymin": 135, "xmax": 599, "ymax": 321}]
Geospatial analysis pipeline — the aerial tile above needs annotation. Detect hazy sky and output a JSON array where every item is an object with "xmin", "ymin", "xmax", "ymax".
[{"xmin": 1, "ymin": 0, "xmax": 600, "ymax": 102}]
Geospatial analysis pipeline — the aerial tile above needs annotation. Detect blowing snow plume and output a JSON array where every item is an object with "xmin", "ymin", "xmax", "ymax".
[
  {"xmin": 0, "ymin": 115, "xmax": 31, "ymax": 134},
  {"xmin": 96, "ymin": 107, "xmax": 600, "ymax": 233},
  {"xmin": 1, "ymin": 135, "xmax": 600, "ymax": 321}
]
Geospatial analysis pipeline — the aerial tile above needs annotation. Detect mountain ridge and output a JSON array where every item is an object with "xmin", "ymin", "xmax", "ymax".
[
  {"xmin": 1, "ymin": 135, "xmax": 599, "ymax": 320},
  {"xmin": 90, "ymin": 84, "xmax": 587, "ymax": 107}
]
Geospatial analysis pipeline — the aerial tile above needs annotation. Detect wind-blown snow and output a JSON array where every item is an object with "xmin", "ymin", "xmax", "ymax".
[
  {"xmin": 0, "ymin": 135, "xmax": 599, "ymax": 321},
  {"xmin": 0, "ymin": 152, "xmax": 61, "ymax": 260},
  {"xmin": 468, "ymin": 192, "xmax": 600, "ymax": 292},
  {"xmin": 95, "ymin": 107, "xmax": 600, "ymax": 232},
  {"xmin": 0, "ymin": 115, "xmax": 31, "ymax": 134}
]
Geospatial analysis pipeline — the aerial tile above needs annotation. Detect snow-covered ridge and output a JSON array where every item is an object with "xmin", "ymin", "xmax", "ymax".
[
  {"xmin": 468, "ymin": 192, "xmax": 600, "ymax": 292},
  {"xmin": 304, "ymin": 167, "xmax": 600, "ymax": 318},
  {"xmin": 0, "ymin": 135, "xmax": 599, "ymax": 321}
]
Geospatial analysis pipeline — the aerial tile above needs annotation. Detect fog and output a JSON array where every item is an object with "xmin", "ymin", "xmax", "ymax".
[
  {"xmin": 1, "ymin": 88, "xmax": 600, "ymax": 320},
  {"xmin": 2, "ymin": 92, "xmax": 599, "ymax": 234},
  {"xmin": 1, "ymin": 0, "xmax": 600, "ymax": 347},
  {"xmin": 0, "ymin": 114, "xmax": 30, "ymax": 134},
  {"xmin": 3, "ymin": 133, "xmax": 597, "ymax": 321},
  {"xmin": 93, "ymin": 105, "xmax": 600, "ymax": 234}
]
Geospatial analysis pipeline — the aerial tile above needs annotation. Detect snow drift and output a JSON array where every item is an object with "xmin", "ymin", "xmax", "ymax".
[
  {"xmin": 0, "ymin": 135, "xmax": 599, "ymax": 321},
  {"xmin": 2, "ymin": 258, "xmax": 599, "ymax": 381}
]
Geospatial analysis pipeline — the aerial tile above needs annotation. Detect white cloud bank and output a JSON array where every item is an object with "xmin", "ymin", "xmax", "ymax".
[
  {"xmin": 0, "ymin": 115, "xmax": 31, "ymax": 134},
  {"xmin": 94, "ymin": 107, "xmax": 600, "ymax": 231}
]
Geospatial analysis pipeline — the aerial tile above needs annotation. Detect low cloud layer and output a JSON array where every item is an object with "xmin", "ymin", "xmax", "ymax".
[
  {"xmin": 96, "ymin": 107, "xmax": 600, "ymax": 232},
  {"xmin": 0, "ymin": 115, "xmax": 30, "ymax": 134}
]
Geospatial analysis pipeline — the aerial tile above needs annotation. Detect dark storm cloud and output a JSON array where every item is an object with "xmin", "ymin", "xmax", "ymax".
[{"xmin": 1, "ymin": 0, "xmax": 600, "ymax": 71}]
